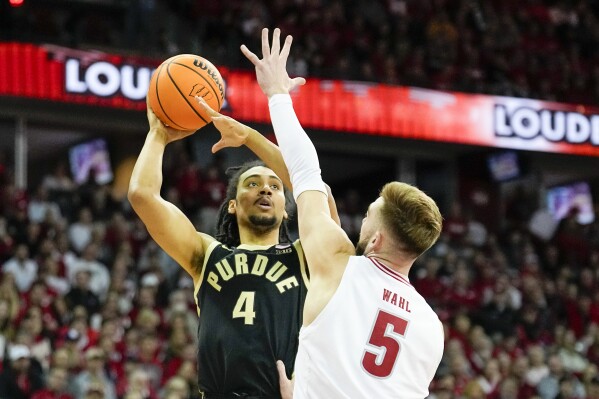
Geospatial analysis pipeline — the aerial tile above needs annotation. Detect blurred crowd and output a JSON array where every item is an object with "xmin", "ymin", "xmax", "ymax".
[
  {"xmin": 0, "ymin": 142, "xmax": 226, "ymax": 399},
  {"xmin": 3, "ymin": 0, "xmax": 599, "ymax": 105},
  {"xmin": 0, "ymin": 138, "xmax": 598, "ymax": 399}
]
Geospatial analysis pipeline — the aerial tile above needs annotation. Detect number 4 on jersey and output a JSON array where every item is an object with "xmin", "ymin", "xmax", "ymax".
[
  {"xmin": 233, "ymin": 291, "xmax": 256, "ymax": 325},
  {"xmin": 362, "ymin": 309, "xmax": 409, "ymax": 378}
]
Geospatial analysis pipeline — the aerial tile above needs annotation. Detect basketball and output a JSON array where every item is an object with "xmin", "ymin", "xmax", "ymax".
[{"xmin": 147, "ymin": 54, "xmax": 225, "ymax": 131}]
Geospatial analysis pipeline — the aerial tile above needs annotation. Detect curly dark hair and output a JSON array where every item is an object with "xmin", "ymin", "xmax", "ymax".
[{"xmin": 215, "ymin": 160, "xmax": 293, "ymax": 247}]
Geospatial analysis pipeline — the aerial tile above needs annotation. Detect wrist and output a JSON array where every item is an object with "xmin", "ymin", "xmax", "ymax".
[
  {"xmin": 241, "ymin": 125, "xmax": 252, "ymax": 144},
  {"xmin": 267, "ymin": 89, "xmax": 290, "ymax": 99},
  {"xmin": 268, "ymin": 93, "xmax": 293, "ymax": 107},
  {"xmin": 148, "ymin": 128, "xmax": 169, "ymax": 146}
]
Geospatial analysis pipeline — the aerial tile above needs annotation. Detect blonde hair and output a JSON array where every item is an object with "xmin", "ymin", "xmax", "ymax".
[{"xmin": 379, "ymin": 182, "xmax": 442, "ymax": 257}]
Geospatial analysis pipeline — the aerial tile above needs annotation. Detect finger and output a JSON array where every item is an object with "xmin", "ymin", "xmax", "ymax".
[
  {"xmin": 195, "ymin": 96, "xmax": 218, "ymax": 117},
  {"xmin": 240, "ymin": 45, "xmax": 261, "ymax": 66},
  {"xmin": 276, "ymin": 360, "xmax": 288, "ymax": 381},
  {"xmin": 280, "ymin": 35, "xmax": 293, "ymax": 63},
  {"xmin": 271, "ymin": 28, "xmax": 281, "ymax": 56},
  {"xmin": 146, "ymin": 106, "xmax": 160, "ymax": 122},
  {"xmin": 211, "ymin": 140, "xmax": 225, "ymax": 154},
  {"xmin": 261, "ymin": 28, "xmax": 270, "ymax": 58},
  {"xmin": 289, "ymin": 77, "xmax": 306, "ymax": 90}
]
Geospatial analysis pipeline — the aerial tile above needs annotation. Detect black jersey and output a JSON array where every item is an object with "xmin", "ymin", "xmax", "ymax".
[{"xmin": 194, "ymin": 239, "xmax": 308, "ymax": 397}]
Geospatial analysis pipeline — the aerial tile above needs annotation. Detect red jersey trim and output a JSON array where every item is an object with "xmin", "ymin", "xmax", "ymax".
[{"xmin": 368, "ymin": 257, "xmax": 412, "ymax": 287}]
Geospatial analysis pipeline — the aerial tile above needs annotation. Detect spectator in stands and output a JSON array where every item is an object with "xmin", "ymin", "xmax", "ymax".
[
  {"xmin": 462, "ymin": 379, "xmax": 486, "ymax": 399},
  {"xmin": 18, "ymin": 305, "xmax": 52, "ymax": 370},
  {"xmin": 31, "ymin": 366, "xmax": 73, "ymax": 399},
  {"xmin": 0, "ymin": 217, "xmax": 15, "ymax": 264},
  {"xmin": 413, "ymin": 255, "xmax": 445, "ymax": 309},
  {"xmin": 39, "ymin": 255, "xmax": 70, "ymax": 296},
  {"xmin": 509, "ymin": 354, "xmax": 538, "ymax": 398},
  {"xmin": 467, "ymin": 327, "xmax": 494, "ymax": 375},
  {"xmin": 137, "ymin": 241, "xmax": 179, "ymax": 288},
  {"xmin": 537, "ymin": 354, "xmax": 584, "ymax": 399},
  {"xmin": 475, "ymin": 358, "xmax": 502, "ymax": 396},
  {"xmin": 27, "ymin": 186, "xmax": 62, "ymax": 225},
  {"xmin": 83, "ymin": 381, "xmax": 106, "ymax": 399},
  {"xmin": 497, "ymin": 377, "xmax": 522, "ymax": 399},
  {"xmin": 197, "ymin": 164, "xmax": 226, "ymax": 236},
  {"xmin": 0, "ymin": 295, "xmax": 17, "ymax": 340},
  {"xmin": 68, "ymin": 243, "xmax": 110, "ymax": 302},
  {"xmin": 68, "ymin": 346, "xmax": 116, "ymax": 399},
  {"xmin": 443, "ymin": 202, "xmax": 469, "ymax": 244},
  {"xmin": 68, "ymin": 207, "xmax": 94, "ymax": 254},
  {"xmin": 2, "ymin": 243, "xmax": 38, "ymax": 293},
  {"xmin": 557, "ymin": 328, "xmax": 589, "ymax": 374},
  {"xmin": 159, "ymin": 375, "xmax": 189, "ymax": 399},
  {"xmin": 444, "ymin": 262, "xmax": 480, "ymax": 315},
  {"xmin": 118, "ymin": 367, "xmax": 157, "ymax": 399},
  {"xmin": 587, "ymin": 376, "xmax": 599, "ymax": 399},
  {"xmin": 135, "ymin": 333, "xmax": 163, "ymax": 389},
  {"xmin": 475, "ymin": 281, "xmax": 518, "ymax": 339},
  {"xmin": 525, "ymin": 344, "xmax": 550, "ymax": 388},
  {"xmin": 65, "ymin": 268, "xmax": 101, "ymax": 316},
  {"xmin": 173, "ymin": 151, "xmax": 203, "ymax": 216},
  {"xmin": 0, "ymin": 344, "xmax": 45, "ymax": 399},
  {"xmin": 49, "ymin": 347, "xmax": 78, "ymax": 378}
]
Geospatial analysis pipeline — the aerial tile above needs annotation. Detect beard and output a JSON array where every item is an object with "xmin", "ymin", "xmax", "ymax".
[
  {"xmin": 355, "ymin": 238, "xmax": 367, "ymax": 256},
  {"xmin": 249, "ymin": 215, "xmax": 279, "ymax": 232}
]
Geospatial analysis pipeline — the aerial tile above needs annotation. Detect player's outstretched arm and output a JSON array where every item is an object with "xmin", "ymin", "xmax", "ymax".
[
  {"xmin": 241, "ymin": 28, "xmax": 354, "ymax": 284},
  {"xmin": 128, "ymin": 105, "xmax": 212, "ymax": 281},
  {"xmin": 197, "ymin": 96, "xmax": 341, "ymax": 226}
]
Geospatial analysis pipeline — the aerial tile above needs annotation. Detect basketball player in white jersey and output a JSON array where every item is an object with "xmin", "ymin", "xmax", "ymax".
[{"xmin": 241, "ymin": 28, "xmax": 445, "ymax": 398}]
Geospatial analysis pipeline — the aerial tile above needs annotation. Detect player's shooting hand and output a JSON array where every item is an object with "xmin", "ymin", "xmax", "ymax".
[
  {"xmin": 276, "ymin": 360, "xmax": 294, "ymax": 399},
  {"xmin": 146, "ymin": 98, "xmax": 196, "ymax": 143},
  {"xmin": 241, "ymin": 28, "xmax": 306, "ymax": 98},
  {"xmin": 195, "ymin": 96, "xmax": 250, "ymax": 153}
]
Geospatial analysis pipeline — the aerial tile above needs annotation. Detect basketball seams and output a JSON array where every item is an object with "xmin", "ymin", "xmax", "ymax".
[
  {"xmin": 170, "ymin": 60, "xmax": 223, "ymax": 110},
  {"xmin": 147, "ymin": 54, "xmax": 225, "ymax": 131},
  {"xmin": 165, "ymin": 63, "xmax": 210, "ymax": 127},
  {"xmin": 152, "ymin": 63, "xmax": 188, "ymax": 130}
]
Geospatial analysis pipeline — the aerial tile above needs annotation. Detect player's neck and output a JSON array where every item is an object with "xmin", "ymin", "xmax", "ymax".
[
  {"xmin": 238, "ymin": 228, "xmax": 280, "ymax": 246},
  {"xmin": 367, "ymin": 252, "xmax": 412, "ymax": 277}
]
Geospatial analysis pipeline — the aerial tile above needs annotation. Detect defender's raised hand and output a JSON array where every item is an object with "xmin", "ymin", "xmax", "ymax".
[{"xmin": 241, "ymin": 28, "xmax": 306, "ymax": 98}]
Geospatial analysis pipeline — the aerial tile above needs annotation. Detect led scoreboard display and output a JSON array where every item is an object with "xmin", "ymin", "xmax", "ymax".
[{"xmin": 1, "ymin": 42, "xmax": 599, "ymax": 157}]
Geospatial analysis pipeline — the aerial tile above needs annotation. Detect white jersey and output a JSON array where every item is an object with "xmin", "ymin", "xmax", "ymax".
[{"xmin": 294, "ymin": 256, "xmax": 444, "ymax": 399}]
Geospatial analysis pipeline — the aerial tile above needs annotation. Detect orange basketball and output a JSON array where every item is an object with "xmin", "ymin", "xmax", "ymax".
[{"xmin": 147, "ymin": 54, "xmax": 225, "ymax": 131}]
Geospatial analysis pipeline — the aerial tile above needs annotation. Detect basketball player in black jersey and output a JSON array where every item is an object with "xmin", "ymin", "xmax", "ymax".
[{"xmin": 129, "ymin": 98, "xmax": 338, "ymax": 399}]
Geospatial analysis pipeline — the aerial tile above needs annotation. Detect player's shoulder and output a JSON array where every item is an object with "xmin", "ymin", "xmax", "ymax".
[
  {"xmin": 201, "ymin": 235, "xmax": 233, "ymax": 259},
  {"xmin": 199, "ymin": 232, "xmax": 217, "ymax": 248}
]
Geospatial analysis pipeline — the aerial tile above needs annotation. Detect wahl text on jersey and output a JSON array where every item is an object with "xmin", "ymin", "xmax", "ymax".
[
  {"xmin": 382, "ymin": 289, "xmax": 412, "ymax": 313},
  {"xmin": 207, "ymin": 253, "xmax": 299, "ymax": 293}
]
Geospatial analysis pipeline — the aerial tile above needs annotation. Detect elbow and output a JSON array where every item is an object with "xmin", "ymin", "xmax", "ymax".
[{"xmin": 127, "ymin": 184, "xmax": 153, "ymax": 210}]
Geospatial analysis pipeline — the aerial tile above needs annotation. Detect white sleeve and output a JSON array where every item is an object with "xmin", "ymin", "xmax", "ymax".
[{"xmin": 268, "ymin": 94, "xmax": 327, "ymax": 201}]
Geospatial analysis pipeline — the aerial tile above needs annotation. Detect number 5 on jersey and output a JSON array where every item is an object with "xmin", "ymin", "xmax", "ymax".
[
  {"xmin": 233, "ymin": 291, "xmax": 256, "ymax": 325},
  {"xmin": 362, "ymin": 309, "xmax": 409, "ymax": 378}
]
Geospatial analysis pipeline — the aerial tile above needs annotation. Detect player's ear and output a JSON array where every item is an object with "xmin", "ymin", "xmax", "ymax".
[
  {"xmin": 283, "ymin": 210, "xmax": 288, "ymax": 220},
  {"xmin": 228, "ymin": 199, "xmax": 236, "ymax": 214},
  {"xmin": 371, "ymin": 231, "xmax": 383, "ymax": 250}
]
